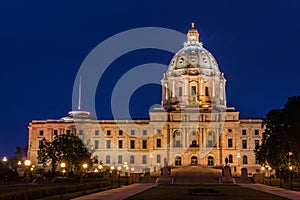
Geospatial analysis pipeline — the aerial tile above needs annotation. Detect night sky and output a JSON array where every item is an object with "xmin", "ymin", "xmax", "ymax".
[{"xmin": 0, "ymin": 0, "xmax": 299, "ymax": 157}]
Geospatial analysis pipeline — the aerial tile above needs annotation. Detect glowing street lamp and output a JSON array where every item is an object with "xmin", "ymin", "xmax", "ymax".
[
  {"xmin": 117, "ymin": 166, "xmax": 122, "ymax": 187},
  {"xmin": 2, "ymin": 156, "xmax": 8, "ymax": 162},
  {"xmin": 123, "ymin": 162, "xmax": 129, "ymax": 185},
  {"xmin": 82, "ymin": 163, "xmax": 88, "ymax": 194},
  {"xmin": 97, "ymin": 164, "xmax": 103, "ymax": 191},
  {"xmin": 110, "ymin": 166, "xmax": 115, "ymax": 188},
  {"xmin": 131, "ymin": 167, "xmax": 135, "ymax": 184},
  {"xmin": 24, "ymin": 159, "xmax": 31, "ymax": 200},
  {"xmin": 17, "ymin": 161, "xmax": 22, "ymax": 168},
  {"xmin": 60, "ymin": 162, "xmax": 66, "ymax": 199}
]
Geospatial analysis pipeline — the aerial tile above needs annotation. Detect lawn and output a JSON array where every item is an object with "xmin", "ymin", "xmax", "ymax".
[{"xmin": 126, "ymin": 184, "xmax": 288, "ymax": 200}]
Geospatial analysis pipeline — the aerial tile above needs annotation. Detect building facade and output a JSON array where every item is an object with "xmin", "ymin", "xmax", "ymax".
[{"xmin": 28, "ymin": 24, "xmax": 263, "ymax": 175}]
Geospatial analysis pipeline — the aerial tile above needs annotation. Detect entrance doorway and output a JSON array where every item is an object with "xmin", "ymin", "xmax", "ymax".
[
  {"xmin": 207, "ymin": 156, "xmax": 214, "ymax": 166},
  {"xmin": 191, "ymin": 156, "xmax": 198, "ymax": 166},
  {"xmin": 175, "ymin": 156, "xmax": 182, "ymax": 166}
]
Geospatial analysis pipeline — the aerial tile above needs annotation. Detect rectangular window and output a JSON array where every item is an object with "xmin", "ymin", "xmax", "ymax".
[
  {"xmin": 178, "ymin": 87, "xmax": 182, "ymax": 96},
  {"xmin": 242, "ymin": 140, "xmax": 247, "ymax": 149},
  {"xmin": 255, "ymin": 140, "xmax": 259, "ymax": 147},
  {"xmin": 242, "ymin": 130, "xmax": 247, "ymax": 135},
  {"xmin": 95, "ymin": 130, "xmax": 99, "ymax": 136},
  {"xmin": 130, "ymin": 156, "xmax": 134, "ymax": 164},
  {"xmin": 39, "ymin": 130, "xmax": 44, "ymax": 136},
  {"xmin": 175, "ymin": 140, "xmax": 181, "ymax": 147},
  {"xmin": 157, "ymin": 155, "xmax": 161, "ymax": 163},
  {"xmin": 119, "ymin": 140, "xmax": 123, "ymax": 149},
  {"xmin": 191, "ymin": 86, "xmax": 196, "ymax": 95},
  {"xmin": 254, "ymin": 130, "xmax": 259, "ymax": 135},
  {"xmin": 142, "ymin": 140, "xmax": 147, "ymax": 149},
  {"xmin": 228, "ymin": 139, "xmax": 233, "ymax": 148},
  {"xmin": 94, "ymin": 140, "xmax": 99, "ymax": 149},
  {"xmin": 207, "ymin": 140, "xmax": 213, "ymax": 148},
  {"xmin": 157, "ymin": 139, "xmax": 161, "ymax": 148},
  {"xmin": 107, "ymin": 130, "xmax": 111, "ymax": 136},
  {"xmin": 119, "ymin": 130, "xmax": 123, "ymax": 136},
  {"xmin": 205, "ymin": 86, "xmax": 209, "ymax": 96},
  {"xmin": 53, "ymin": 130, "xmax": 58, "ymax": 136},
  {"xmin": 66, "ymin": 130, "xmax": 71, "ymax": 134},
  {"xmin": 130, "ymin": 140, "xmax": 135, "ymax": 149},
  {"xmin": 143, "ymin": 130, "xmax": 147, "ymax": 136},
  {"xmin": 106, "ymin": 140, "xmax": 111, "ymax": 149},
  {"xmin": 79, "ymin": 130, "xmax": 83, "ymax": 135},
  {"xmin": 131, "ymin": 130, "xmax": 135, "ymax": 136}
]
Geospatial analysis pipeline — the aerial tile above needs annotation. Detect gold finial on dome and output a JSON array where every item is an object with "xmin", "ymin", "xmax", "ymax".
[{"xmin": 187, "ymin": 22, "xmax": 199, "ymax": 42}]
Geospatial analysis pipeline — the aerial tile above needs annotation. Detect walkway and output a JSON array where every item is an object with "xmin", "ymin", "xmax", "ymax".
[
  {"xmin": 71, "ymin": 183, "xmax": 157, "ymax": 200},
  {"xmin": 239, "ymin": 183, "xmax": 300, "ymax": 200}
]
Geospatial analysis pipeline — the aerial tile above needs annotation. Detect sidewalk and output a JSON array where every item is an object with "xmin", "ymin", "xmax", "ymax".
[
  {"xmin": 239, "ymin": 183, "xmax": 300, "ymax": 200},
  {"xmin": 71, "ymin": 183, "xmax": 157, "ymax": 200}
]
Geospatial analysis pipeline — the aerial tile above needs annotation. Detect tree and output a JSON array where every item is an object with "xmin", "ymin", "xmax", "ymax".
[
  {"xmin": 255, "ymin": 96, "xmax": 300, "ymax": 179},
  {"xmin": 38, "ymin": 133, "xmax": 92, "ymax": 173}
]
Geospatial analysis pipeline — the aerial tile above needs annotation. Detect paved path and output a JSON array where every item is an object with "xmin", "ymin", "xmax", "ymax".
[
  {"xmin": 71, "ymin": 183, "xmax": 157, "ymax": 200},
  {"xmin": 239, "ymin": 183, "xmax": 300, "ymax": 200}
]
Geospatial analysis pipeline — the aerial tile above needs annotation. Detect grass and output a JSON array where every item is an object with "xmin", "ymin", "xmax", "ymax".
[{"xmin": 126, "ymin": 184, "xmax": 288, "ymax": 200}]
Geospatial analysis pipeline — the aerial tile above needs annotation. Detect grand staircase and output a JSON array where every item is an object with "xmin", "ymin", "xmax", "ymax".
[{"xmin": 158, "ymin": 166, "xmax": 222, "ymax": 184}]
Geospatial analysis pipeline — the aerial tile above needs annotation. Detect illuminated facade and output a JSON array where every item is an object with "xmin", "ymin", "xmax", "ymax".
[{"xmin": 28, "ymin": 24, "xmax": 262, "ymax": 175}]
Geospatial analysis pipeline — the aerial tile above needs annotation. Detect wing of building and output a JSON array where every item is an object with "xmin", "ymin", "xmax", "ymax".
[{"xmin": 27, "ymin": 24, "xmax": 263, "ymax": 175}]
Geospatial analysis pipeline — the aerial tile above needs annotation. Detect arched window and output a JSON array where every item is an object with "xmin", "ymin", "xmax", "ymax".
[
  {"xmin": 106, "ymin": 155, "xmax": 110, "ymax": 164},
  {"xmin": 157, "ymin": 154, "xmax": 161, "ymax": 163},
  {"xmin": 208, "ymin": 156, "xmax": 214, "ymax": 166},
  {"xmin": 130, "ymin": 155, "xmax": 134, "ymax": 164},
  {"xmin": 229, "ymin": 154, "xmax": 233, "ymax": 163},
  {"xmin": 142, "ymin": 155, "xmax": 147, "ymax": 164},
  {"xmin": 118, "ymin": 155, "xmax": 122, "ymax": 164},
  {"xmin": 243, "ymin": 155, "xmax": 248, "ymax": 164},
  {"xmin": 175, "ymin": 156, "xmax": 182, "ymax": 166}
]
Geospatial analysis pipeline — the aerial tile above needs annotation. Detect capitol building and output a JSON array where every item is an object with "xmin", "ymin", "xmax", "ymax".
[{"xmin": 27, "ymin": 24, "xmax": 263, "ymax": 175}]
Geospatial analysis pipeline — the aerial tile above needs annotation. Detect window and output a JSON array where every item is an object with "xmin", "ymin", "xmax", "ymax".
[
  {"xmin": 255, "ymin": 140, "xmax": 259, "ymax": 147},
  {"xmin": 156, "ymin": 139, "xmax": 161, "ymax": 148},
  {"xmin": 192, "ymin": 131, "xmax": 196, "ymax": 136},
  {"xmin": 142, "ymin": 155, "xmax": 147, "ymax": 164},
  {"xmin": 53, "ymin": 130, "xmax": 58, "ymax": 136},
  {"xmin": 142, "ymin": 140, "xmax": 147, "ymax": 149},
  {"xmin": 95, "ymin": 130, "xmax": 99, "ymax": 136},
  {"xmin": 131, "ymin": 130, "xmax": 135, "ymax": 136},
  {"xmin": 178, "ymin": 87, "xmax": 182, "ymax": 96},
  {"xmin": 255, "ymin": 130, "xmax": 259, "ymax": 135},
  {"xmin": 229, "ymin": 154, "xmax": 233, "ymax": 163},
  {"xmin": 94, "ymin": 140, "xmax": 99, "ymax": 149},
  {"xmin": 118, "ymin": 140, "xmax": 123, "ymax": 149},
  {"xmin": 191, "ymin": 140, "xmax": 197, "ymax": 147},
  {"xmin": 66, "ymin": 130, "xmax": 71, "ymax": 134},
  {"xmin": 207, "ymin": 140, "xmax": 213, "ymax": 148},
  {"xmin": 119, "ymin": 130, "xmax": 123, "ymax": 136},
  {"xmin": 79, "ymin": 130, "xmax": 83, "ymax": 135},
  {"xmin": 118, "ymin": 155, "xmax": 122, "ymax": 164},
  {"xmin": 175, "ymin": 156, "xmax": 182, "ymax": 166},
  {"xmin": 175, "ymin": 140, "xmax": 181, "ymax": 147},
  {"xmin": 143, "ymin": 130, "xmax": 147, "ymax": 136},
  {"xmin": 157, "ymin": 154, "xmax": 161, "ymax": 163},
  {"xmin": 106, "ymin": 140, "xmax": 111, "ymax": 149},
  {"xmin": 228, "ymin": 139, "xmax": 233, "ymax": 148},
  {"xmin": 106, "ymin": 155, "xmax": 110, "ymax": 164},
  {"xmin": 242, "ymin": 130, "xmax": 247, "ymax": 135},
  {"xmin": 191, "ymin": 86, "xmax": 196, "ymax": 95},
  {"xmin": 130, "ymin": 155, "xmax": 134, "ymax": 164},
  {"xmin": 130, "ymin": 140, "xmax": 135, "ymax": 149},
  {"xmin": 242, "ymin": 140, "xmax": 247, "ymax": 149},
  {"xmin": 243, "ymin": 155, "xmax": 248, "ymax": 164},
  {"xmin": 205, "ymin": 86, "xmax": 209, "ymax": 96},
  {"xmin": 107, "ymin": 130, "xmax": 111, "ymax": 136},
  {"xmin": 39, "ymin": 130, "xmax": 44, "ymax": 136}
]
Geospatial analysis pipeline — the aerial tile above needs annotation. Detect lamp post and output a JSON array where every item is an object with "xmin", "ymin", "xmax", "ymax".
[
  {"xmin": 82, "ymin": 163, "xmax": 88, "ymax": 194},
  {"xmin": 60, "ymin": 162, "xmax": 66, "ymax": 199},
  {"xmin": 110, "ymin": 166, "xmax": 115, "ymax": 188},
  {"xmin": 117, "ymin": 166, "xmax": 121, "ymax": 187},
  {"xmin": 265, "ymin": 165, "xmax": 272, "ymax": 185},
  {"xmin": 123, "ymin": 162, "xmax": 129, "ymax": 185},
  {"xmin": 24, "ymin": 159, "xmax": 31, "ymax": 200},
  {"xmin": 289, "ymin": 166, "xmax": 293, "ymax": 190},
  {"xmin": 131, "ymin": 167, "xmax": 135, "ymax": 184},
  {"xmin": 98, "ymin": 164, "xmax": 103, "ymax": 191}
]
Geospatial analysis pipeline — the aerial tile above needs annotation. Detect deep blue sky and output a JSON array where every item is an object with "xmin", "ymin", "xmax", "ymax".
[{"xmin": 0, "ymin": 0, "xmax": 299, "ymax": 157}]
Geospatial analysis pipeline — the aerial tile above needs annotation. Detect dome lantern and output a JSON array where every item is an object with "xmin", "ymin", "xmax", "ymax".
[{"xmin": 187, "ymin": 22, "xmax": 199, "ymax": 42}]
